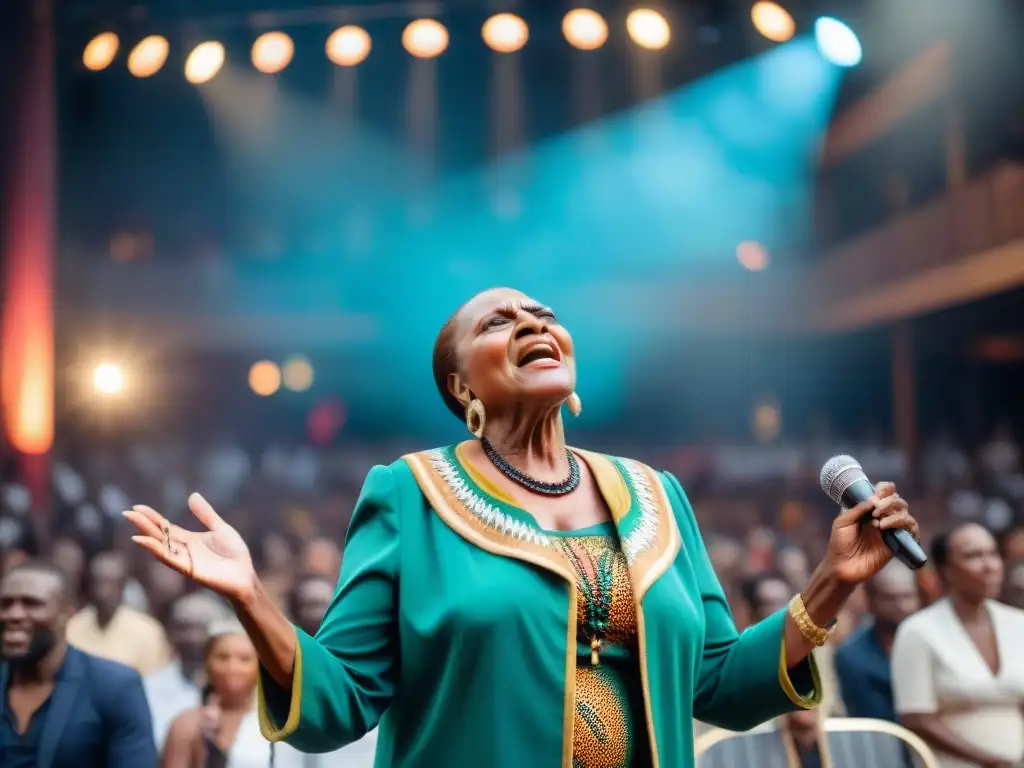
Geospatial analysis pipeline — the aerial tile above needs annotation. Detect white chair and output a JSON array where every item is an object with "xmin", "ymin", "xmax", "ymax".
[{"xmin": 693, "ymin": 717, "xmax": 940, "ymax": 768}]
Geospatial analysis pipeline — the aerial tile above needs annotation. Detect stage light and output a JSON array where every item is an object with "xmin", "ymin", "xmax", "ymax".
[
  {"xmin": 751, "ymin": 2, "xmax": 795, "ymax": 43},
  {"xmin": 127, "ymin": 35, "xmax": 169, "ymax": 78},
  {"xmin": 282, "ymin": 356, "xmax": 314, "ymax": 392},
  {"xmin": 403, "ymin": 19, "xmax": 449, "ymax": 59},
  {"xmin": 83, "ymin": 32, "xmax": 119, "ymax": 71},
  {"xmin": 752, "ymin": 397, "xmax": 782, "ymax": 443},
  {"xmin": 626, "ymin": 8, "xmax": 670, "ymax": 51},
  {"xmin": 327, "ymin": 25, "xmax": 371, "ymax": 66},
  {"xmin": 563, "ymin": 9, "xmax": 608, "ymax": 51},
  {"xmin": 482, "ymin": 13, "xmax": 529, "ymax": 53},
  {"xmin": 249, "ymin": 361, "xmax": 281, "ymax": 396},
  {"xmin": 252, "ymin": 31, "xmax": 294, "ymax": 74},
  {"xmin": 814, "ymin": 17, "xmax": 862, "ymax": 67},
  {"xmin": 92, "ymin": 363, "xmax": 125, "ymax": 396},
  {"xmin": 737, "ymin": 241, "xmax": 770, "ymax": 271},
  {"xmin": 185, "ymin": 41, "xmax": 225, "ymax": 84}
]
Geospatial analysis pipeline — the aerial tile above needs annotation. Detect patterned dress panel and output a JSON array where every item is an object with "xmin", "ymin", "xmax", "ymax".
[{"xmin": 560, "ymin": 532, "xmax": 641, "ymax": 768}]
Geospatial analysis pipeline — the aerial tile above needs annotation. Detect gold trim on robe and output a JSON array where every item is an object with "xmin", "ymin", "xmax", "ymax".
[{"xmin": 403, "ymin": 443, "xmax": 681, "ymax": 768}]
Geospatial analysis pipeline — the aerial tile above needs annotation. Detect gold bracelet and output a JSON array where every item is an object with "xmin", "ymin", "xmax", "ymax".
[{"xmin": 788, "ymin": 594, "xmax": 835, "ymax": 647}]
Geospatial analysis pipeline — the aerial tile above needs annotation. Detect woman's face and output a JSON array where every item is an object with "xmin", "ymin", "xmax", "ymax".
[
  {"xmin": 450, "ymin": 288, "xmax": 575, "ymax": 415},
  {"xmin": 944, "ymin": 524, "xmax": 1004, "ymax": 601},
  {"xmin": 206, "ymin": 633, "xmax": 258, "ymax": 701}
]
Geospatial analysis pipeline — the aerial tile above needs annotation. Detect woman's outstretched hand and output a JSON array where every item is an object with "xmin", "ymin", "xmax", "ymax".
[
  {"xmin": 825, "ymin": 481, "xmax": 920, "ymax": 584},
  {"xmin": 124, "ymin": 493, "xmax": 256, "ymax": 603}
]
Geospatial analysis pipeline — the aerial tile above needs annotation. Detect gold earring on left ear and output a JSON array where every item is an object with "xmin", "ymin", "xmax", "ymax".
[
  {"xmin": 465, "ymin": 398, "xmax": 487, "ymax": 438},
  {"xmin": 566, "ymin": 392, "xmax": 582, "ymax": 417}
]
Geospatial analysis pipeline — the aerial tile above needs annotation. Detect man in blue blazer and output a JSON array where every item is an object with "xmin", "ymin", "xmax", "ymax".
[{"xmin": 0, "ymin": 559, "xmax": 157, "ymax": 767}]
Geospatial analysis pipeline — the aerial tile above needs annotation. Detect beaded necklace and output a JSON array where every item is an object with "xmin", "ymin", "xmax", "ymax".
[
  {"xmin": 480, "ymin": 437, "xmax": 581, "ymax": 496},
  {"xmin": 561, "ymin": 540, "xmax": 615, "ymax": 665}
]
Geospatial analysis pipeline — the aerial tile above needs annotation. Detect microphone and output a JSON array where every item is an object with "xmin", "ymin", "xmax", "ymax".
[{"xmin": 819, "ymin": 455, "xmax": 927, "ymax": 570}]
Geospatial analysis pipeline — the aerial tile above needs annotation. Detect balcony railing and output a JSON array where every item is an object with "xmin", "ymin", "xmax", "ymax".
[{"xmin": 811, "ymin": 162, "xmax": 1024, "ymax": 306}]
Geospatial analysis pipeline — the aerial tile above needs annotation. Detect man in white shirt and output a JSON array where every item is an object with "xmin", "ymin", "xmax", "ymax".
[
  {"xmin": 278, "ymin": 572, "xmax": 378, "ymax": 768},
  {"xmin": 144, "ymin": 591, "xmax": 230, "ymax": 751}
]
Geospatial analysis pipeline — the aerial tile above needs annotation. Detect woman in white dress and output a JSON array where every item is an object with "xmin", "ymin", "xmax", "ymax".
[
  {"xmin": 162, "ymin": 620, "xmax": 273, "ymax": 767},
  {"xmin": 892, "ymin": 522, "xmax": 1024, "ymax": 768},
  {"xmin": 162, "ymin": 619, "xmax": 377, "ymax": 767}
]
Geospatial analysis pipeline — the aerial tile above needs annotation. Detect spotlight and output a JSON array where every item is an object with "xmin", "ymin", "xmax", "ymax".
[
  {"xmin": 249, "ymin": 361, "xmax": 281, "ymax": 397},
  {"xmin": 282, "ymin": 356, "xmax": 314, "ymax": 392},
  {"xmin": 252, "ymin": 31, "xmax": 294, "ymax": 74},
  {"xmin": 185, "ymin": 41, "xmax": 225, "ymax": 84},
  {"xmin": 751, "ymin": 2, "xmax": 795, "ymax": 43},
  {"xmin": 626, "ymin": 8, "xmax": 671, "ymax": 51},
  {"xmin": 92, "ymin": 363, "xmax": 125, "ymax": 395},
  {"xmin": 563, "ymin": 9, "xmax": 608, "ymax": 51},
  {"xmin": 814, "ymin": 17, "xmax": 862, "ymax": 67},
  {"xmin": 403, "ymin": 19, "xmax": 449, "ymax": 59},
  {"xmin": 327, "ymin": 25, "xmax": 372, "ymax": 66},
  {"xmin": 83, "ymin": 32, "xmax": 119, "ymax": 71},
  {"xmin": 737, "ymin": 241, "xmax": 770, "ymax": 271},
  {"xmin": 482, "ymin": 13, "xmax": 529, "ymax": 53},
  {"xmin": 127, "ymin": 35, "xmax": 169, "ymax": 78}
]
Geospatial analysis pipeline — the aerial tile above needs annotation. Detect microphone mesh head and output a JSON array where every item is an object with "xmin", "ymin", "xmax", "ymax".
[{"xmin": 820, "ymin": 455, "xmax": 867, "ymax": 505}]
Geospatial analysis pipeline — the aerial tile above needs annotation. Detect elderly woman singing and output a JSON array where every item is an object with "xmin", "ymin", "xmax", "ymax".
[{"xmin": 126, "ymin": 288, "xmax": 919, "ymax": 768}]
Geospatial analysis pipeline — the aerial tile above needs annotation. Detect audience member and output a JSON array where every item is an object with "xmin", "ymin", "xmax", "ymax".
[
  {"xmin": 50, "ymin": 537, "xmax": 86, "ymax": 607},
  {"xmin": 66, "ymin": 550, "xmax": 172, "ymax": 674},
  {"xmin": 288, "ymin": 573, "xmax": 335, "ymax": 638},
  {"xmin": 834, "ymin": 561, "xmax": 920, "ymax": 721},
  {"xmin": 739, "ymin": 572, "xmax": 844, "ymax": 717},
  {"xmin": 1000, "ymin": 558, "xmax": 1024, "ymax": 610},
  {"xmin": 162, "ymin": 620, "xmax": 270, "ymax": 767},
  {"xmin": 300, "ymin": 538, "xmax": 341, "ymax": 583},
  {"xmin": 143, "ymin": 557, "xmax": 190, "ymax": 626},
  {"xmin": 700, "ymin": 577, "xmax": 892, "ymax": 768},
  {"xmin": 278, "ymin": 572, "xmax": 378, "ymax": 767},
  {"xmin": 893, "ymin": 523, "xmax": 1024, "ymax": 768},
  {"xmin": 146, "ymin": 591, "xmax": 230, "ymax": 752},
  {"xmin": 0, "ymin": 560, "xmax": 157, "ymax": 766}
]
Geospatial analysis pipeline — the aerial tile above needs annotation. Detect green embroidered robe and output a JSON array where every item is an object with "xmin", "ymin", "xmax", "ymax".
[{"xmin": 257, "ymin": 444, "xmax": 821, "ymax": 767}]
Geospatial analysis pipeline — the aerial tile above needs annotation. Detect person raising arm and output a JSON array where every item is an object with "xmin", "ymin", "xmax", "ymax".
[{"xmin": 125, "ymin": 287, "xmax": 921, "ymax": 768}]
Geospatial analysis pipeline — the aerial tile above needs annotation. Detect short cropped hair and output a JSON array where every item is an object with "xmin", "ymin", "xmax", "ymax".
[
  {"xmin": 738, "ymin": 571, "xmax": 788, "ymax": 615},
  {"xmin": 287, "ymin": 572, "xmax": 337, "ymax": 620},
  {"xmin": 5, "ymin": 558, "xmax": 71, "ymax": 597},
  {"xmin": 432, "ymin": 313, "xmax": 464, "ymax": 420}
]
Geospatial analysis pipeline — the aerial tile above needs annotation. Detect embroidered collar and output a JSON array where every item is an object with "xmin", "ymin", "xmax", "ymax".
[{"xmin": 404, "ymin": 443, "xmax": 680, "ymax": 599}]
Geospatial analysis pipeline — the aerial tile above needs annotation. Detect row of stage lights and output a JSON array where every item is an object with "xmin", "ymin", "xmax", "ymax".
[
  {"xmin": 91, "ymin": 357, "xmax": 315, "ymax": 398},
  {"xmin": 81, "ymin": 3, "xmax": 861, "ymax": 83}
]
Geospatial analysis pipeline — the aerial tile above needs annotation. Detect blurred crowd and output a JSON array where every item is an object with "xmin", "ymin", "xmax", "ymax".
[{"xmin": 2, "ymin": 421, "xmax": 1024, "ymax": 766}]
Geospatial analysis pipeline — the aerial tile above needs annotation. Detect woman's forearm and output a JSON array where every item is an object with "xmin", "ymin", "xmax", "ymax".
[
  {"xmin": 784, "ymin": 563, "xmax": 854, "ymax": 667},
  {"xmin": 231, "ymin": 575, "xmax": 299, "ymax": 689}
]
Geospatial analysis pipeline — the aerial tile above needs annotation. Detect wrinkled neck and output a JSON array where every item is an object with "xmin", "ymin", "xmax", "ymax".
[{"xmin": 482, "ymin": 403, "xmax": 569, "ymax": 482}]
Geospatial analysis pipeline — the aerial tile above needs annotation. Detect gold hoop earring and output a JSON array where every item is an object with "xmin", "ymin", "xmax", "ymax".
[
  {"xmin": 567, "ymin": 392, "xmax": 582, "ymax": 417},
  {"xmin": 465, "ymin": 399, "xmax": 486, "ymax": 438}
]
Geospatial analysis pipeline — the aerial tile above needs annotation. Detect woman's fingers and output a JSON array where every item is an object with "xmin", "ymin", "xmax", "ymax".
[
  {"xmin": 123, "ymin": 508, "xmax": 163, "ymax": 539},
  {"xmin": 836, "ymin": 495, "xmax": 879, "ymax": 526},
  {"xmin": 131, "ymin": 505, "xmax": 171, "ymax": 534},
  {"xmin": 188, "ymin": 492, "xmax": 225, "ymax": 531},
  {"xmin": 131, "ymin": 534, "xmax": 194, "ymax": 577},
  {"xmin": 871, "ymin": 494, "xmax": 906, "ymax": 518},
  {"xmin": 873, "ymin": 481, "xmax": 896, "ymax": 499},
  {"xmin": 126, "ymin": 506, "xmax": 195, "ymax": 543},
  {"xmin": 877, "ymin": 509, "xmax": 919, "ymax": 536}
]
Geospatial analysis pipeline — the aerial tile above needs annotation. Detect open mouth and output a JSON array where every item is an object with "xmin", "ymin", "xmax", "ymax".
[
  {"xmin": 2, "ymin": 629, "xmax": 30, "ymax": 644},
  {"xmin": 516, "ymin": 341, "xmax": 561, "ymax": 369}
]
